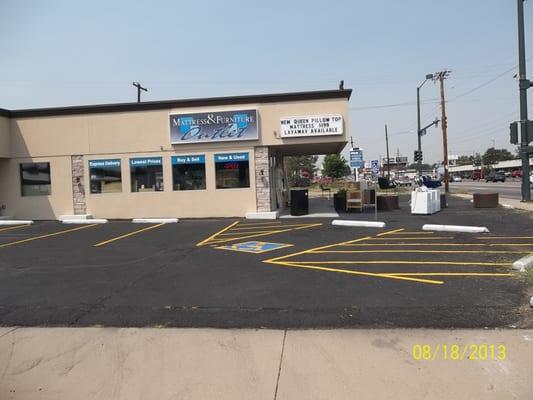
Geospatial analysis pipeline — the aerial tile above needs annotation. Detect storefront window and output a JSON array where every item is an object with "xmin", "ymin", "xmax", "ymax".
[
  {"xmin": 19, "ymin": 162, "xmax": 51, "ymax": 196},
  {"xmin": 89, "ymin": 159, "xmax": 122, "ymax": 194},
  {"xmin": 215, "ymin": 153, "xmax": 250, "ymax": 189},
  {"xmin": 130, "ymin": 157, "xmax": 164, "ymax": 192},
  {"xmin": 172, "ymin": 155, "xmax": 206, "ymax": 191}
]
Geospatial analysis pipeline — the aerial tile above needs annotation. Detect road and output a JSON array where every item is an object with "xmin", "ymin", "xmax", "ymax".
[{"xmin": 450, "ymin": 179, "xmax": 527, "ymax": 200}]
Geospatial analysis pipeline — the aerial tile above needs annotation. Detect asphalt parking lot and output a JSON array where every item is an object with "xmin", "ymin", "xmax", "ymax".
[{"xmin": 0, "ymin": 196, "xmax": 532, "ymax": 329}]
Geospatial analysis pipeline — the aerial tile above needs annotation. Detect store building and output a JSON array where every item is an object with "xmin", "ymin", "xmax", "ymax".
[{"xmin": 0, "ymin": 89, "xmax": 351, "ymax": 219}]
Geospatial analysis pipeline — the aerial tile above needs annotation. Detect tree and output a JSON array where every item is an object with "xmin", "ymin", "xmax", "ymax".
[
  {"xmin": 322, "ymin": 154, "xmax": 350, "ymax": 179},
  {"xmin": 481, "ymin": 147, "xmax": 514, "ymax": 165},
  {"xmin": 408, "ymin": 163, "xmax": 432, "ymax": 171},
  {"xmin": 456, "ymin": 155, "xmax": 473, "ymax": 166},
  {"xmin": 284, "ymin": 155, "xmax": 318, "ymax": 186}
]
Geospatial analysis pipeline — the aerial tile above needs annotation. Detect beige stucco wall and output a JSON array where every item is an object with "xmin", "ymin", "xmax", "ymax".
[
  {"xmin": 3, "ymin": 97, "xmax": 349, "ymax": 219},
  {"xmin": 0, "ymin": 155, "xmax": 73, "ymax": 219},
  {"xmin": 84, "ymin": 148, "xmax": 257, "ymax": 219},
  {"xmin": 0, "ymin": 116, "xmax": 10, "ymax": 158}
]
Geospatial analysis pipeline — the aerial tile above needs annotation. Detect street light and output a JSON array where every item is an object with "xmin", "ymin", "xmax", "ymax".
[{"xmin": 416, "ymin": 73, "xmax": 435, "ymax": 176}]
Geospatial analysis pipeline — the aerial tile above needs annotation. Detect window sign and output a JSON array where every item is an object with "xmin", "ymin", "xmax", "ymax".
[
  {"xmin": 214, "ymin": 153, "xmax": 249, "ymax": 162},
  {"xmin": 169, "ymin": 110, "xmax": 258, "ymax": 144},
  {"xmin": 130, "ymin": 157, "xmax": 164, "ymax": 192},
  {"xmin": 172, "ymin": 155, "xmax": 206, "ymax": 191},
  {"xmin": 280, "ymin": 115, "xmax": 343, "ymax": 138},
  {"xmin": 215, "ymin": 153, "xmax": 250, "ymax": 189},
  {"xmin": 20, "ymin": 162, "xmax": 51, "ymax": 196},
  {"xmin": 89, "ymin": 159, "xmax": 122, "ymax": 194},
  {"xmin": 171, "ymin": 155, "xmax": 205, "ymax": 165}
]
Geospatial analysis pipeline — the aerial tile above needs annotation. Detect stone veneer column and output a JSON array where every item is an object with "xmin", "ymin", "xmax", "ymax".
[
  {"xmin": 71, "ymin": 155, "xmax": 87, "ymax": 215},
  {"xmin": 254, "ymin": 146, "xmax": 271, "ymax": 212}
]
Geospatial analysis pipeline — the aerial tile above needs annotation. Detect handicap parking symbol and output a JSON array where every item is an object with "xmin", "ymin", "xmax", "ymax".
[{"xmin": 216, "ymin": 241, "xmax": 293, "ymax": 254}]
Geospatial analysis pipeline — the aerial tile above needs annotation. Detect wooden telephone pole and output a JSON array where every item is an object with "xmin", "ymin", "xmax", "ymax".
[{"xmin": 435, "ymin": 71, "xmax": 451, "ymax": 192}]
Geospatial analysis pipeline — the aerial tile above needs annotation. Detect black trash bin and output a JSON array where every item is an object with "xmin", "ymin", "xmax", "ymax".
[{"xmin": 290, "ymin": 188, "xmax": 309, "ymax": 216}]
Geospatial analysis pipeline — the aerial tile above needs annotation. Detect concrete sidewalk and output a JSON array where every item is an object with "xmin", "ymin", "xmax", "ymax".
[
  {"xmin": 452, "ymin": 193, "xmax": 533, "ymax": 212},
  {"xmin": 1, "ymin": 327, "xmax": 532, "ymax": 399}
]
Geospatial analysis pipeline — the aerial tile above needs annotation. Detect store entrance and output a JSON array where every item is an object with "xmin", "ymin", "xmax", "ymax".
[{"xmin": 268, "ymin": 144, "xmax": 345, "ymax": 217}]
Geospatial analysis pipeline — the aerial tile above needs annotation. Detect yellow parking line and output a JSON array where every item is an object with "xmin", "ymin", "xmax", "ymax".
[
  {"xmin": 264, "ymin": 235, "xmax": 374, "ymax": 263},
  {"xmin": 0, "ymin": 224, "xmax": 31, "ymax": 233},
  {"xmin": 0, "ymin": 224, "xmax": 98, "ymax": 248},
  {"xmin": 386, "ymin": 273, "xmax": 514, "ymax": 277},
  {"xmin": 231, "ymin": 223, "xmax": 308, "ymax": 230},
  {"xmin": 286, "ymin": 261, "xmax": 512, "ymax": 266},
  {"xmin": 219, "ymin": 229, "xmax": 285, "ymax": 236},
  {"xmin": 312, "ymin": 250, "xmax": 528, "ymax": 254},
  {"xmin": 341, "ymin": 243, "xmax": 533, "ymax": 246},
  {"xmin": 207, "ymin": 230, "xmax": 290, "ymax": 245},
  {"xmin": 196, "ymin": 221, "xmax": 239, "ymax": 246},
  {"xmin": 367, "ymin": 237, "xmax": 450, "ymax": 240},
  {"xmin": 269, "ymin": 261, "xmax": 444, "ymax": 285},
  {"xmin": 376, "ymin": 228, "xmax": 405, "ymax": 236},
  {"xmin": 237, "ymin": 221, "xmax": 284, "ymax": 227},
  {"xmin": 94, "ymin": 223, "xmax": 165, "ymax": 247}
]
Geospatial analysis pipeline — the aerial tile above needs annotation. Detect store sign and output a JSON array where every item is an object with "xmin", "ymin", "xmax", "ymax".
[
  {"xmin": 350, "ymin": 148, "xmax": 364, "ymax": 168},
  {"xmin": 214, "ymin": 153, "xmax": 249, "ymax": 163},
  {"xmin": 171, "ymin": 155, "xmax": 205, "ymax": 165},
  {"xmin": 280, "ymin": 115, "xmax": 343, "ymax": 138},
  {"xmin": 89, "ymin": 159, "xmax": 121, "ymax": 168},
  {"xmin": 130, "ymin": 157, "xmax": 163, "ymax": 166},
  {"xmin": 169, "ymin": 110, "xmax": 258, "ymax": 144},
  {"xmin": 371, "ymin": 160, "xmax": 379, "ymax": 175}
]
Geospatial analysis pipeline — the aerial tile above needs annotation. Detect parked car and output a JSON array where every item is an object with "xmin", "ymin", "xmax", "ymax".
[
  {"xmin": 485, "ymin": 171, "xmax": 506, "ymax": 182},
  {"xmin": 451, "ymin": 175, "xmax": 462, "ymax": 182},
  {"xmin": 512, "ymin": 170, "xmax": 523, "ymax": 178},
  {"xmin": 472, "ymin": 170, "xmax": 484, "ymax": 180},
  {"xmin": 504, "ymin": 171, "xmax": 512, "ymax": 177},
  {"xmin": 394, "ymin": 176, "xmax": 413, "ymax": 186}
]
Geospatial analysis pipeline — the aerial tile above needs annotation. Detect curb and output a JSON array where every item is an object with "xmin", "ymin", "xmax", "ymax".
[
  {"xmin": 132, "ymin": 218, "xmax": 178, "ymax": 223},
  {"xmin": 245, "ymin": 212, "xmax": 279, "ymax": 220},
  {"xmin": 512, "ymin": 255, "xmax": 533, "ymax": 272},
  {"xmin": 0, "ymin": 220, "xmax": 34, "ymax": 226},
  {"xmin": 332, "ymin": 220, "xmax": 386, "ymax": 228},
  {"xmin": 422, "ymin": 224, "xmax": 489, "ymax": 233},
  {"xmin": 62, "ymin": 219, "xmax": 108, "ymax": 224}
]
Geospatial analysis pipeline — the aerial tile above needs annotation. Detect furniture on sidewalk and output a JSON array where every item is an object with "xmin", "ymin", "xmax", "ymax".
[
  {"xmin": 346, "ymin": 183, "xmax": 363, "ymax": 212},
  {"xmin": 473, "ymin": 192, "xmax": 498, "ymax": 208},
  {"xmin": 376, "ymin": 194, "xmax": 399, "ymax": 211}
]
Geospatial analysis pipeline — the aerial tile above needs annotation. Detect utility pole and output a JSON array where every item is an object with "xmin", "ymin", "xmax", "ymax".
[
  {"xmin": 132, "ymin": 81, "xmax": 148, "ymax": 103},
  {"xmin": 385, "ymin": 124, "xmax": 391, "ymax": 181},
  {"xmin": 434, "ymin": 70, "xmax": 451, "ymax": 193},
  {"xmin": 516, "ymin": 0, "xmax": 532, "ymax": 201}
]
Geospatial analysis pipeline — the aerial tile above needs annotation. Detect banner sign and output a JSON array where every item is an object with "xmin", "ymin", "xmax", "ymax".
[
  {"xmin": 130, "ymin": 157, "xmax": 163, "ymax": 167},
  {"xmin": 169, "ymin": 110, "xmax": 258, "ymax": 144},
  {"xmin": 350, "ymin": 148, "xmax": 364, "ymax": 168},
  {"xmin": 280, "ymin": 115, "xmax": 343, "ymax": 138},
  {"xmin": 371, "ymin": 159, "xmax": 379, "ymax": 175},
  {"xmin": 89, "ymin": 159, "xmax": 121, "ymax": 168},
  {"xmin": 214, "ymin": 153, "xmax": 249, "ymax": 163},
  {"xmin": 171, "ymin": 155, "xmax": 205, "ymax": 165}
]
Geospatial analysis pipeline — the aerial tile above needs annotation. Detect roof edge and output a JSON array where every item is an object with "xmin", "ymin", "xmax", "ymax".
[{"xmin": 3, "ymin": 89, "xmax": 352, "ymax": 118}]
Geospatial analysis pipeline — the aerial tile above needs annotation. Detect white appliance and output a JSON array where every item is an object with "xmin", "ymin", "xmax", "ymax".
[{"xmin": 411, "ymin": 188, "xmax": 441, "ymax": 215}]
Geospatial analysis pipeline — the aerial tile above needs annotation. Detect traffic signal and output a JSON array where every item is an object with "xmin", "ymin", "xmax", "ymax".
[{"xmin": 413, "ymin": 150, "xmax": 423, "ymax": 162}]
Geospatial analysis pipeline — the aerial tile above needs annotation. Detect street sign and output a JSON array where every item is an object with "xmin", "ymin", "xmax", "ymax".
[
  {"xmin": 349, "ymin": 148, "xmax": 364, "ymax": 168},
  {"xmin": 371, "ymin": 159, "xmax": 379, "ymax": 175}
]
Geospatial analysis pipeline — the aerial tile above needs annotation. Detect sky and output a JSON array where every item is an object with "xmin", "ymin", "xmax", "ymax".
[{"xmin": 1, "ymin": 0, "xmax": 532, "ymax": 164}]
